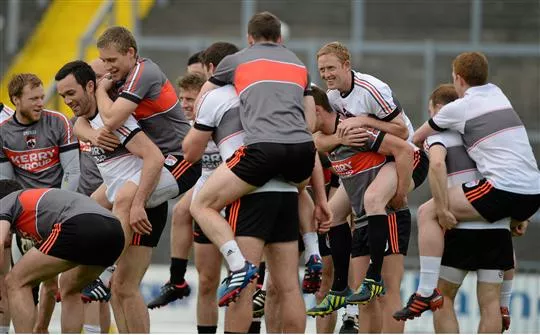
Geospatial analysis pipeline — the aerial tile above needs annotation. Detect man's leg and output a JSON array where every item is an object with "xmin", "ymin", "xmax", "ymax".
[
  {"xmin": 380, "ymin": 254, "xmax": 405, "ymax": 333},
  {"xmin": 308, "ymin": 185, "xmax": 352, "ymax": 316},
  {"xmin": 500, "ymin": 267, "xmax": 514, "ymax": 332},
  {"xmin": 170, "ymin": 189, "xmax": 193, "ymax": 285},
  {"xmin": 315, "ymin": 255, "xmax": 337, "ymax": 333},
  {"xmin": 298, "ymin": 190, "xmax": 323, "ymax": 294},
  {"xmin": 59, "ymin": 265, "xmax": 106, "ymax": 333},
  {"xmin": 191, "ymin": 164, "xmax": 256, "ymax": 262},
  {"xmin": 477, "ymin": 272, "xmax": 503, "ymax": 333},
  {"xmin": 99, "ymin": 302, "xmax": 112, "ymax": 333},
  {"xmin": 33, "ymin": 276, "xmax": 59, "ymax": 333},
  {"xmin": 83, "ymin": 302, "xmax": 102, "ymax": 334},
  {"xmin": 194, "ymin": 242, "xmax": 221, "ymax": 334},
  {"xmin": 264, "ymin": 273, "xmax": 281, "ymax": 333},
  {"xmin": 5, "ymin": 248, "xmax": 74, "ymax": 333},
  {"xmin": 224, "ymin": 236, "xmax": 265, "ymax": 333},
  {"xmin": 147, "ymin": 190, "xmax": 194, "ymax": 309},
  {"xmin": 433, "ymin": 278, "xmax": 461, "ymax": 333},
  {"xmin": 110, "ymin": 245, "xmax": 152, "ymax": 333},
  {"xmin": 266, "ymin": 241, "xmax": 306, "ymax": 333}
]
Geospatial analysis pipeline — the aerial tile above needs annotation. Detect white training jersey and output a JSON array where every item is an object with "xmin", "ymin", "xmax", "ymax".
[
  {"xmin": 328, "ymin": 70, "xmax": 413, "ymax": 132},
  {"xmin": 426, "ymin": 131, "xmax": 509, "ymax": 230},
  {"xmin": 88, "ymin": 113, "xmax": 178, "ymax": 205},
  {"xmin": 430, "ymin": 83, "xmax": 540, "ymax": 194},
  {"xmin": 0, "ymin": 103, "xmax": 14, "ymax": 123},
  {"xmin": 194, "ymin": 85, "xmax": 297, "ymax": 194}
]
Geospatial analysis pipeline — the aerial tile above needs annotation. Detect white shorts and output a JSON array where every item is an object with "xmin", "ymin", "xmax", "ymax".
[
  {"xmin": 105, "ymin": 166, "xmax": 179, "ymax": 208},
  {"xmin": 440, "ymin": 266, "xmax": 504, "ymax": 284},
  {"xmin": 192, "ymin": 170, "xmax": 225, "ymax": 216}
]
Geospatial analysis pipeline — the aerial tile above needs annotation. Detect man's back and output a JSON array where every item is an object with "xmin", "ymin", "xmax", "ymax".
[{"xmin": 210, "ymin": 43, "xmax": 313, "ymax": 145}]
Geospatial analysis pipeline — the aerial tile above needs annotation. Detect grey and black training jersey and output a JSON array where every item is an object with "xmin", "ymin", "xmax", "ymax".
[
  {"xmin": 118, "ymin": 57, "xmax": 190, "ymax": 155},
  {"xmin": 0, "ymin": 188, "xmax": 115, "ymax": 245},
  {"xmin": 0, "ymin": 109, "xmax": 79, "ymax": 188},
  {"xmin": 71, "ymin": 116, "xmax": 102, "ymax": 196},
  {"xmin": 209, "ymin": 43, "xmax": 313, "ymax": 145}
]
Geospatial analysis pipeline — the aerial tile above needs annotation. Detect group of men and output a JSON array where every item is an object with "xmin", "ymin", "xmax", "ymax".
[{"xmin": 0, "ymin": 9, "xmax": 538, "ymax": 334}]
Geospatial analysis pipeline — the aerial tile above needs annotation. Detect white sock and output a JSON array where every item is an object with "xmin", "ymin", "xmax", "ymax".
[
  {"xmin": 83, "ymin": 324, "xmax": 101, "ymax": 334},
  {"xmin": 262, "ymin": 267, "xmax": 269, "ymax": 291},
  {"xmin": 345, "ymin": 303, "xmax": 358, "ymax": 317},
  {"xmin": 0, "ymin": 326, "xmax": 9, "ymax": 334},
  {"xmin": 219, "ymin": 240, "xmax": 246, "ymax": 271},
  {"xmin": 99, "ymin": 265, "xmax": 115, "ymax": 287},
  {"xmin": 500, "ymin": 279, "xmax": 513, "ymax": 307},
  {"xmin": 302, "ymin": 232, "xmax": 320, "ymax": 264},
  {"xmin": 418, "ymin": 256, "xmax": 442, "ymax": 297}
]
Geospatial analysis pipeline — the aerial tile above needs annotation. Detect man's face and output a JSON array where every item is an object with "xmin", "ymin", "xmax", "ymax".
[
  {"xmin": 99, "ymin": 44, "xmax": 136, "ymax": 82},
  {"xmin": 90, "ymin": 59, "xmax": 108, "ymax": 81},
  {"xmin": 13, "ymin": 85, "xmax": 45, "ymax": 123},
  {"xmin": 452, "ymin": 69, "xmax": 466, "ymax": 98},
  {"xmin": 56, "ymin": 74, "xmax": 93, "ymax": 117},
  {"xmin": 179, "ymin": 88, "xmax": 199, "ymax": 121},
  {"xmin": 318, "ymin": 53, "xmax": 350, "ymax": 92},
  {"xmin": 187, "ymin": 62, "xmax": 205, "ymax": 76},
  {"xmin": 314, "ymin": 105, "xmax": 338, "ymax": 135},
  {"xmin": 428, "ymin": 99, "xmax": 439, "ymax": 117}
]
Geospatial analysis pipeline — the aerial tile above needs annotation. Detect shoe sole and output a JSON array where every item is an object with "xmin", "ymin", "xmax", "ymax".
[
  {"xmin": 81, "ymin": 294, "xmax": 111, "ymax": 304},
  {"xmin": 218, "ymin": 274, "xmax": 259, "ymax": 307},
  {"xmin": 392, "ymin": 297, "xmax": 444, "ymax": 321}
]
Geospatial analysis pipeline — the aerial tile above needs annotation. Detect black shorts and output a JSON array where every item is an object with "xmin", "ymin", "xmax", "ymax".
[
  {"xmin": 297, "ymin": 233, "xmax": 332, "ymax": 257},
  {"xmin": 37, "ymin": 214, "xmax": 124, "ymax": 267},
  {"xmin": 131, "ymin": 201, "xmax": 168, "ymax": 248},
  {"xmin": 412, "ymin": 149, "xmax": 429, "ymax": 189},
  {"xmin": 351, "ymin": 212, "xmax": 411, "ymax": 258},
  {"xmin": 462, "ymin": 178, "xmax": 540, "ymax": 222},
  {"xmin": 163, "ymin": 154, "xmax": 202, "ymax": 198},
  {"xmin": 193, "ymin": 221, "xmax": 211, "ymax": 244},
  {"xmin": 225, "ymin": 192, "xmax": 299, "ymax": 244},
  {"xmin": 442, "ymin": 228, "xmax": 514, "ymax": 271},
  {"xmin": 226, "ymin": 142, "xmax": 316, "ymax": 187}
]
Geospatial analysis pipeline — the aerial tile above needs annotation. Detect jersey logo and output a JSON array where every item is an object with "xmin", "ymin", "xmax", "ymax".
[
  {"xmin": 164, "ymin": 154, "xmax": 178, "ymax": 167},
  {"xmin": 25, "ymin": 135, "xmax": 37, "ymax": 149},
  {"xmin": 4, "ymin": 147, "xmax": 60, "ymax": 173},
  {"xmin": 465, "ymin": 179, "xmax": 481, "ymax": 188}
]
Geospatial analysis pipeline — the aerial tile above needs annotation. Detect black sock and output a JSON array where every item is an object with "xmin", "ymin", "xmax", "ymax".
[
  {"xmin": 365, "ymin": 215, "xmax": 389, "ymax": 282},
  {"xmin": 329, "ymin": 222, "xmax": 352, "ymax": 291},
  {"xmin": 248, "ymin": 320, "xmax": 261, "ymax": 334},
  {"xmin": 170, "ymin": 258, "xmax": 188, "ymax": 285},
  {"xmin": 197, "ymin": 325, "xmax": 217, "ymax": 334},
  {"xmin": 257, "ymin": 262, "xmax": 266, "ymax": 286}
]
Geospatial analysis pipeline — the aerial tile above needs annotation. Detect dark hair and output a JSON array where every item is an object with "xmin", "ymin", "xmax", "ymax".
[
  {"xmin": 311, "ymin": 85, "xmax": 333, "ymax": 112},
  {"xmin": 188, "ymin": 51, "xmax": 203, "ymax": 66},
  {"xmin": 248, "ymin": 11, "xmax": 281, "ymax": 42},
  {"xmin": 0, "ymin": 180, "xmax": 23, "ymax": 200},
  {"xmin": 97, "ymin": 26, "xmax": 138, "ymax": 55},
  {"xmin": 452, "ymin": 52, "xmax": 488, "ymax": 86},
  {"xmin": 430, "ymin": 84, "xmax": 458, "ymax": 106},
  {"xmin": 55, "ymin": 60, "xmax": 97, "ymax": 89},
  {"xmin": 201, "ymin": 42, "xmax": 239, "ymax": 68},
  {"xmin": 8, "ymin": 73, "xmax": 42, "ymax": 104}
]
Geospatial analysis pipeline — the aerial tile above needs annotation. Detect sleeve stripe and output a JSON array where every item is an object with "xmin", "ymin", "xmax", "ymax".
[
  {"xmin": 124, "ymin": 128, "xmax": 141, "ymax": 145},
  {"xmin": 428, "ymin": 118, "xmax": 446, "ymax": 132},
  {"xmin": 193, "ymin": 123, "xmax": 215, "ymax": 131},
  {"xmin": 59, "ymin": 142, "xmax": 79, "ymax": 153},
  {"xmin": 354, "ymin": 78, "xmax": 394, "ymax": 114},
  {"xmin": 126, "ymin": 61, "xmax": 145, "ymax": 93},
  {"xmin": 44, "ymin": 110, "xmax": 72, "ymax": 144}
]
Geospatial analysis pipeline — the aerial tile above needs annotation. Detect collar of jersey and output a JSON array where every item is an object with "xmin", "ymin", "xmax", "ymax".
[
  {"xmin": 13, "ymin": 113, "xmax": 38, "ymax": 127},
  {"xmin": 340, "ymin": 71, "xmax": 355, "ymax": 99}
]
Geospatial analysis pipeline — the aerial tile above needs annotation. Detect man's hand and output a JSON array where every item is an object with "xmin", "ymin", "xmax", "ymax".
[
  {"xmin": 340, "ymin": 127, "xmax": 369, "ymax": 147},
  {"xmin": 511, "ymin": 219, "xmax": 529, "ymax": 237},
  {"xmin": 336, "ymin": 117, "xmax": 363, "ymax": 138},
  {"xmin": 314, "ymin": 202, "xmax": 333, "ymax": 234},
  {"xmin": 129, "ymin": 205, "xmax": 152, "ymax": 235},
  {"xmin": 436, "ymin": 209, "xmax": 458, "ymax": 230},
  {"xmin": 97, "ymin": 73, "xmax": 114, "ymax": 92},
  {"xmin": 91, "ymin": 128, "xmax": 120, "ymax": 152},
  {"xmin": 388, "ymin": 192, "xmax": 407, "ymax": 210}
]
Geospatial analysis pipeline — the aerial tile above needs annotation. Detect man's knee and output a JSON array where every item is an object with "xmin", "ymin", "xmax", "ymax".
[
  {"xmin": 198, "ymin": 272, "xmax": 219, "ymax": 297},
  {"xmin": 363, "ymin": 189, "xmax": 385, "ymax": 213},
  {"xmin": 417, "ymin": 201, "xmax": 436, "ymax": 225},
  {"xmin": 4, "ymin": 272, "xmax": 20, "ymax": 290},
  {"xmin": 111, "ymin": 271, "xmax": 138, "ymax": 300}
]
